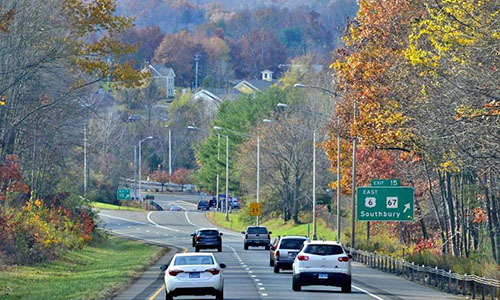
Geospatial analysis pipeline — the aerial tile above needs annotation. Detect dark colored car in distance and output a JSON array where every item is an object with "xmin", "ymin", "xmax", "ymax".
[
  {"xmin": 242, "ymin": 226, "xmax": 271, "ymax": 250},
  {"xmin": 192, "ymin": 228, "xmax": 223, "ymax": 252},
  {"xmin": 197, "ymin": 200, "xmax": 210, "ymax": 211}
]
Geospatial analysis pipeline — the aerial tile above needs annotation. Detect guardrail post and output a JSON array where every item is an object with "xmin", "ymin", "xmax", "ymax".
[
  {"xmin": 463, "ymin": 274, "xmax": 468, "ymax": 296},
  {"xmin": 481, "ymin": 278, "xmax": 485, "ymax": 300},
  {"xmin": 448, "ymin": 270, "xmax": 452, "ymax": 293},
  {"xmin": 435, "ymin": 267, "xmax": 439, "ymax": 288},
  {"xmin": 455, "ymin": 277, "xmax": 459, "ymax": 294},
  {"xmin": 472, "ymin": 279, "xmax": 476, "ymax": 299},
  {"xmin": 411, "ymin": 262, "xmax": 414, "ymax": 281},
  {"xmin": 441, "ymin": 270, "xmax": 445, "ymax": 291},
  {"xmin": 491, "ymin": 285, "xmax": 495, "ymax": 300}
]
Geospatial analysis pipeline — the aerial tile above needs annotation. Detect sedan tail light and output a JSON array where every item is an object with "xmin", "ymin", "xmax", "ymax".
[
  {"xmin": 275, "ymin": 251, "xmax": 280, "ymax": 258},
  {"xmin": 338, "ymin": 256, "xmax": 349, "ymax": 262},
  {"xmin": 168, "ymin": 269, "xmax": 184, "ymax": 276},
  {"xmin": 297, "ymin": 255, "xmax": 309, "ymax": 261},
  {"xmin": 205, "ymin": 268, "xmax": 220, "ymax": 275}
]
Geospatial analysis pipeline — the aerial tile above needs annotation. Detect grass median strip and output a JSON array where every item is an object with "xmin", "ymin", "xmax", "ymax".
[
  {"xmin": 91, "ymin": 201, "xmax": 144, "ymax": 211},
  {"xmin": 0, "ymin": 235, "xmax": 167, "ymax": 300}
]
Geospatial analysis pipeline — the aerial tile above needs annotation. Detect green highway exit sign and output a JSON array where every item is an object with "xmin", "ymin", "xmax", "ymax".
[
  {"xmin": 357, "ymin": 186, "xmax": 414, "ymax": 222},
  {"xmin": 371, "ymin": 179, "xmax": 401, "ymax": 186},
  {"xmin": 117, "ymin": 188, "xmax": 131, "ymax": 201}
]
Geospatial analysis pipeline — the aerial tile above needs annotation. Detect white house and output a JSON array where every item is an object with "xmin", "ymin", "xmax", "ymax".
[{"xmin": 147, "ymin": 64, "xmax": 176, "ymax": 99}]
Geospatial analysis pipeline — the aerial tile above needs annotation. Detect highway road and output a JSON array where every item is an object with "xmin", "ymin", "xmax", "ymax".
[{"xmin": 99, "ymin": 193, "xmax": 463, "ymax": 300}]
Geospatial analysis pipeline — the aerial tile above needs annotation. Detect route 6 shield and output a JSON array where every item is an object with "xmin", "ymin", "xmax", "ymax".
[{"xmin": 365, "ymin": 197, "xmax": 376, "ymax": 208}]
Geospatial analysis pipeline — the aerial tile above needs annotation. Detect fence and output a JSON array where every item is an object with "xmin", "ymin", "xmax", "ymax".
[{"xmin": 350, "ymin": 249, "xmax": 500, "ymax": 300}]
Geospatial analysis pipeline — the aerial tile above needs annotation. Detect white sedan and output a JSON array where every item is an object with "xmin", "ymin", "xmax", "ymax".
[{"xmin": 162, "ymin": 253, "xmax": 226, "ymax": 300}]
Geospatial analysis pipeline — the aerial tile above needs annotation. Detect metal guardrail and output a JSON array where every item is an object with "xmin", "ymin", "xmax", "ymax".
[{"xmin": 350, "ymin": 249, "xmax": 500, "ymax": 300}]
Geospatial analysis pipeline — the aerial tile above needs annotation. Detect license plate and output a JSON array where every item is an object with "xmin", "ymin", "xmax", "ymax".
[
  {"xmin": 189, "ymin": 272, "xmax": 200, "ymax": 278},
  {"xmin": 318, "ymin": 273, "xmax": 328, "ymax": 279}
]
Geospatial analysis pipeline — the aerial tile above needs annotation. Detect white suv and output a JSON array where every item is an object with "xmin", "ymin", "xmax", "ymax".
[{"xmin": 292, "ymin": 241, "xmax": 352, "ymax": 293}]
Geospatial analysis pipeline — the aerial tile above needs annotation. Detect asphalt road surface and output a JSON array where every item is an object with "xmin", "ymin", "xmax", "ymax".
[{"xmin": 99, "ymin": 193, "xmax": 463, "ymax": 300}]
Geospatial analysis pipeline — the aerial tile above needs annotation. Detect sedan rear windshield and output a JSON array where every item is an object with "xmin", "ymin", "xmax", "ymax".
[
  {"xmin": 174, "ymin": 255, "xmax": 214, "ymax": 265},
  {"xmin": 199, "ymin": 230, "xmax": 219, "ymax": 236},
  {"xmin": 247, "ymin": 227, "xmax": 268, "ymax": 234},
  {"xmin": 198, "ymin": 201, "xmax": 209, "ymax": 205},
  {"xmin": 279, "ymin": 239, "xmax": 306, "ymax": 250},
  {"xmin": 304, "ymin": 244, "xmax": 344, "ymax": 256}
]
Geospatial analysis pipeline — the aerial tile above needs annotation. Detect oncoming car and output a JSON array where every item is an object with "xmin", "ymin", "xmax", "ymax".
[
  {"xmin": 162, "ymin": 253, "xmax": 226, "ymax": 300},
  {"xmin": 292, "ymin": 241, "xmax": 352, "ymax": 293}
]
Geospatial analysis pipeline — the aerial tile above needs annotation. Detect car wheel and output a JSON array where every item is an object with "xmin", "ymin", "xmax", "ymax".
[
  {"xmin": 342, "ymin": 277, "xmax": 352, "ymax": 293},
  {"xmin": 195, "ymin": 247, "xmax": 200, "ymax": 252},
  {"xmin": 244, "ymin": 244, "xmax": 248, "ymax": 250},
  {"xmin": 265, "ymin": 245, "xmax": 270, "ymax": 250},
  {"xmin": 215, "ymin": 288, "xmax": 223, "ymax": 300},
  {"xmin": 273, "ymin": 265, "xmax": 279, "ymax": 273},
  {"xmin": 218, "ymin": 246, "xmax": 222, "ymax": 252},
  {"xmin": 166, "ymin": 292, "xmax": 174, "ymax": 300},
  {"xmin": 269, "ymin": 258, "xmax": 274, "ymax": 267},
  {"xmin": 292, "ymin": 277, "xmax": 301, "ymax": 292}
]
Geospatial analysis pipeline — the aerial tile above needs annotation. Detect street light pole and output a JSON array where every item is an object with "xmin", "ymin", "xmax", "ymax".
[
  {"xmin": 225, "ymin": 135, "xmax": 229, "ymax": 221},
  {"xmin": 138, "ymin": 136, "xmax": 153, "ymax": 200},
  {"xmin": 257, "ymin": 135, "xmax": 260, "ymax": 226},
  {"xmin": 337, "ymin": 117, "xmax": 341, "ymax": 242},
  {"xmin": 84, "ymin": 126, "xmax": 87, "ymax": 197},
  {"xmin": 351, "ymin": 99, "xmax": 358, "ymax": 249},
  {"xmin": 168, "ymin": 128, "xmax": 172, "ymax": 181},
  {"xmin": 312, "ymin": 129, "xmax": 317, "ymax": 240},
  {"xmin": 216, "ymin": 134, "xmax": 220, "ymax": 212},
  {"xmin": 134, "ymin": 146, "xmax": 138, "ymax": 200}
]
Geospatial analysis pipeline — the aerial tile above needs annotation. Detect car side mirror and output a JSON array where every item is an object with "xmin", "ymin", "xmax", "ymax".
[
  {"xmin": 241, "ymin": 231, "xmax": 245, "ymax": 234},
  {"xmin": 348, "ymin": 254, "xmax": 353, "ymax": 259},
  {"xmin": 191, "ymin": 233, "xmax": 194, "ymax": 236},
  {"xmin": 268, "ymin": 231, "xmax": 272, "ymax": 234},
  {"xmin": 220, "ymin": 263, "xmax": 227, "ymax": 269},
  {"xmin": 220, "ymin": 232, "xmax": 223, "ymax": 236},
  {"xmin": 160, "ymin": 264, "xmax": 168, "ymax": 271}
]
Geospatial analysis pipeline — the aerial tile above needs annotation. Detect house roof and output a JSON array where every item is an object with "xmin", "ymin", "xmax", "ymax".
[
  {"xmin": 148, "ymin": 64, "xmax": 175, "ymax": 77},
  {"xmin": 194, "ymin": 89, "xmax": 222, "ymax": 102}
]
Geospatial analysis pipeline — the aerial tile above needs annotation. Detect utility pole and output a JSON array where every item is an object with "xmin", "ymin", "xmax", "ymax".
[{"xmin": 194, "ymin": 54, "xmax": 201, "ymax": 90}]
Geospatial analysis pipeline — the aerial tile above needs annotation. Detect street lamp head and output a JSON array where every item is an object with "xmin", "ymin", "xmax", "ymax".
[
  {"xmin": 187, "ymin": 125, "xmax": 198, "ymax": 130},
  {"xmin": 263, "ymin": 119, "xmax": 273, "ymax": 123},
  {"xmin": 293, "ymin": 83, "xmax": 307, "ymax": 89},
  {"xmin": 213, "ymin": 126, "xmax": 222, "ymax": 131},
  {"xmin": 277, "ymin": 103, "xmax": 288, "ymax": 108},
  {"xmin": 146, "ymin": 136, "xmax": 153, "ymax": 140}
]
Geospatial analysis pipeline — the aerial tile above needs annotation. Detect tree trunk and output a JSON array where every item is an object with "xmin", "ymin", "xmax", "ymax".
[
  {"xmin": 424, "ymin": 158, "xmax": 447, "ymax": 253},
  {"xmin": 483, "ymin": 172, "xmax": 498, "ymax": 262},
  {"xmin": 445, "ymin": 172, "xmax": 458, "ymax": 256}
]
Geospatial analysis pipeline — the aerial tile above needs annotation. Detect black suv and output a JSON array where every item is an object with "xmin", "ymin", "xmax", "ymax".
[
  {"xmin": 192, "ymin": 228, "xmax": 223, "ymax": 252},
  {"xmin": 197, "ymin": 200, "xmax": 210, "ymax": 211}
]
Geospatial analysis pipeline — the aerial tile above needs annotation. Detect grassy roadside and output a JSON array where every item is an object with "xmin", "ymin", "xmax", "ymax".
[
  {"xmin": 91, "ymin": 201, "xmax": 144, "ymax": 212},
  {"xmin": 207, "ymin": 211, "xmax": 337, "ymax": 240},
  {"xmin": 0, "ymin": 235, "xmax": 167, "ymax": 300}
]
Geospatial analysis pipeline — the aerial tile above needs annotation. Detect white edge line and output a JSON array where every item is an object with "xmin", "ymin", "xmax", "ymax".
[
  {"xmin": 352, "ymin": 284, "xmax": 385, "ymax": 300},
  {"xmin": 184, "ymin": 211, "xmax": 197, "ymax": 226},
  {"xmin": 147, "ymin": 211, "xmax": 180, "ymax": 232}
]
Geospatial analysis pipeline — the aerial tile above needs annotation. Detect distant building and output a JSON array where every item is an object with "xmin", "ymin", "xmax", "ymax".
[
  {"xmin": 146, "ymin": 64, "xmax": 176, "ymax": 99},
  {"xmin": 233, "ymin": 70, "xmax": 278, "ymax": 95}
]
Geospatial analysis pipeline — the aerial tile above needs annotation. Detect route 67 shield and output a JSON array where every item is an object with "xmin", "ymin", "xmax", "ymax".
[{"xmin": 365, "ymin": 197, "xmax": 376, "ymax": 208}]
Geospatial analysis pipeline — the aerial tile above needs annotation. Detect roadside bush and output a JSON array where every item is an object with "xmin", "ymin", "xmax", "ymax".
[{"xmin": 0, "ymin": 198, "xmax": 96, "ymax": 264}]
